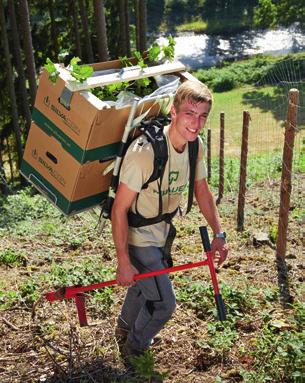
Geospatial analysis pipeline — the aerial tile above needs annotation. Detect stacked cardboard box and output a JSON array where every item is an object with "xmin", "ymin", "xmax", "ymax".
[{"xmin": 21, "ymin": 58, "xmax": 195, "ymax": 215}]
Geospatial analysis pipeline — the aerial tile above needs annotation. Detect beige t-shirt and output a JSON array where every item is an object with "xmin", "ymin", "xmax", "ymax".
[{"xmin": 119, "ymin": 125, "xmax": 207, "ymax": 247}]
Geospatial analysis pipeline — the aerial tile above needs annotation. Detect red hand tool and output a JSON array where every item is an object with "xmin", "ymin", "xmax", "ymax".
[{"xmin": 45, "ymin": 226, "xmax": 226, "ymax": 325}]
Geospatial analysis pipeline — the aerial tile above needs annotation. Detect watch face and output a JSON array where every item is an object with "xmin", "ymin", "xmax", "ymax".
[{"xmin": 216, "ymin": 232, "xmax": 226, "ymax": 239}]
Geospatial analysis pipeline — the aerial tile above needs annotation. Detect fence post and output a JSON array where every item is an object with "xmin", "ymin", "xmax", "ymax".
[
  {"xmin": 276, "ymin": 89, "xmax": 299, "ymax": 259},
  {"xmin": 207, "ymin": 128, "xmax": 211, "ymax": 183},
  {"xmin": 237, "ymin": 111, "xmax": 250, "ymax": 231},
  {"xmin": 217, "ymin": 112, "xmax": 225, "ymax": 204}
]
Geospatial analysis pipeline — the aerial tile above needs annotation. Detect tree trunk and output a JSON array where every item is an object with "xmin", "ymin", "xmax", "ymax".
[
  {"xmin": 0, "ymin": 0, "xmax": 24, "ymax": 177},
  {"xmin": 0, "ymin": 140, "xmax": 8, "ymax": 195},
  {"xmin": 8, "ymin": 0, "xmax": 31, "ymax": 131},
  {"xmin": 78, "ymin": 0, "xmax": 94, "ymax": 63},
  {"xmin": 48, "ymin": 0, "xmax": 59, "ymax": 60},
  {"xmin": 17, "ymin": 0, "xmax": 37, "ymax": 105},
  {"xmin": 135, "ymin": 0, "xmax": 147, "ymax": 53},
  {"xmin": 118, "ymin": 0, "xmax": 130, "ymax": 56},
  {"xmin": 70, "ymin": 1, "xmax": 82, "ymax": 59},
  {"xmin": 93, "ymin": 0, "xmax": 108, "ymax": 61},
  {"xmin": 5, "ymin": 136, "xmax": 14, "ymax": 184}
]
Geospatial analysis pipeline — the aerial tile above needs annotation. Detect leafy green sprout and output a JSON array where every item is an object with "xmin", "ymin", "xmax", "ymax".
[
  {"xmin": 0, "ymin": 248, "xmax": 27, "ymax": 266},
  {"xmin": 44, "ymin": 56, "xmax": 93, "ymax": 84},
  {"xmin": 44, "ymin": 57, "xmax": 59, "ymax": 83},
  {"xmin": 129, "ymin": 350, "xmax": 168, "ymax": 382}
]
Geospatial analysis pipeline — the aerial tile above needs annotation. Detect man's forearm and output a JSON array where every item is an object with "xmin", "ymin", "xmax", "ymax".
[
  {"xmin": 111, "ymin": 208, "xmax": 130, "ymax": 265},
  {"xmin": 195, "ymin": 179, "xmax": 223, "ymax": 234}
]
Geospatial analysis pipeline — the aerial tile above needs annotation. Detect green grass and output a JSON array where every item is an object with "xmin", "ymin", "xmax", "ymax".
[
  {"xmin": 176, "ymin": 18, "xmax": 208, "ymax": 33},
  {"xmin": 202, "ymin": 85, "xmax": 305, "ymax": 157}
]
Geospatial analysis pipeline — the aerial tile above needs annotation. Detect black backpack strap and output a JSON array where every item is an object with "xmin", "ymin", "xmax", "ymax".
[
  {"xmin": 128, "ymin": 125, "xmax": 199, "ymax": 228},
  {"xmin": 186, "ymin": 138, "xmax": 199, "ymax": 214},
  {"xmin": 128, "ymin": 118, "xmax": 169, "ymax": 228}
]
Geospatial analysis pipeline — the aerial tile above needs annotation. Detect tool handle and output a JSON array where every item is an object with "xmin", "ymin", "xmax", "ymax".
[
  {"xmin": 45, "ymin": 259, "xmax": 209, "ymax": 301},
  {"xmin": 215, "ymin": 294, "xmax": 226, "ymax": 321},
  {"xmin": 199, "ymin": 226, "xmax": 211, "ymax": 252}
]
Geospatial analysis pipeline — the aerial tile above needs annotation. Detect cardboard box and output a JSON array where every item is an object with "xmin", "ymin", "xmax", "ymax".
[
  {"xmin": 32, "ymin": 59, "xmax": 186, "ymax": 164},
  {"xmin": 21, "ymin": 122, "xmax": 113, "ymax": 215},
  {"xmin": 21, "ymin": 57, "xmax": 198, "ymax": 214}
]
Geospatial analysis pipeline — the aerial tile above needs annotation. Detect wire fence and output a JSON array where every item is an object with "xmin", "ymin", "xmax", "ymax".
[{"xmin": 205, "ymin": 56, "xmax": 304, "ymax": 259}]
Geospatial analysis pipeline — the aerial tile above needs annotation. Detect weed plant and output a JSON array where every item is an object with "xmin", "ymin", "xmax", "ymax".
[
  {"xmin": 240, "ymin": 301, "xmax": 305, "ymax": 382},
  {"xmin": 0, "ymin": 248, "xmax": 27, "ymax": 266},
  {"xmin": 0, "ymin": 188, "xmax": 61, "ymax": 232}
]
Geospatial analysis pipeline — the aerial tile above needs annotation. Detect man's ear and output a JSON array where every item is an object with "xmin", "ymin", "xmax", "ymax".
[{"xmin": 170, "ymin": 105, "xmax": 176, "ymax": 119}]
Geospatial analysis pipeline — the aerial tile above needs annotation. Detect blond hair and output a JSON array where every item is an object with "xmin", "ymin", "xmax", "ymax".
[{"xmin": 173, "ymin": 80, "xmax": 213, "ymax": 111}]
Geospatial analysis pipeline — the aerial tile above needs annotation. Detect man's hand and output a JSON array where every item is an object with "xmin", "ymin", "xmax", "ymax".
[
  {"xmin": 211, "ymin": 238, "xmax": 228, "ymax": 266},
  {"xmin": 116, "ymin": 261, "xmax": 139, "ymax": 287}
]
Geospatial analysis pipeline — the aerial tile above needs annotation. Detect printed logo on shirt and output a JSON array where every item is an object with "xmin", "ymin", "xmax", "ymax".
[{"xmin": 169, "ymin": 171, "xmax": 179, "ymax": 185}]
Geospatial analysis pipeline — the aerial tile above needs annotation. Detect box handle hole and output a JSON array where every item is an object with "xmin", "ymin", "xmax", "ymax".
[{"xmin": 46, "ymin": 151, "xmax": 58, "ymax": 164}]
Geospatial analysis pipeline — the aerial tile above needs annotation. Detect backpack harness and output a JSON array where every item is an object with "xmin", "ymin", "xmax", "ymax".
[{"xmin": 101, "ymin": 116, "xmax": 199, "ymax": 228}]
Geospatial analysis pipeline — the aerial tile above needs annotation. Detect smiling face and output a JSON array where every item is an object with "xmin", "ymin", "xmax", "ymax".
[{"xmin": 169, "ymin": 99, "xmax": 210, "ymax": 151}]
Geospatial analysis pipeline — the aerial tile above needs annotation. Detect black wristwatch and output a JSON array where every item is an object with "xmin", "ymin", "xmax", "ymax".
[{"xmin": 214, "ymin": 232, "xmax": 226, "ymax": 240}]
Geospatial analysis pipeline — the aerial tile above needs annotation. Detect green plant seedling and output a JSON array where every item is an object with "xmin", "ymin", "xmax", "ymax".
[
  {"xmin": 69, "ymin": 57, "xmax": 93, "ymax": 83},
  {"xmin": 129, "ymin": 350, "xmax": 168, "ymax": 382},
  {"xmin": 44, "ymin": 57, "xmax": 59, "ymax": 83}
]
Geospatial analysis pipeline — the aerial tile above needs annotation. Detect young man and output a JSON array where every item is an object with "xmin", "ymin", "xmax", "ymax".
[{"xmin": 111, "ymin": 80, "xmax": 228, "ymax": 359}]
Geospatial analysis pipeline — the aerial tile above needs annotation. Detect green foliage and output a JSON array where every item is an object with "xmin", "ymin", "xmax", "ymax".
[
  {"xmin": 207, "ymin": 321, "xmax": 239, "ymax": 353},
  {"xmin": 92, "ymin": 81, "xmax": 130, "ymax": 101},
  {"xmin": 0, "ymin": 279, "xmax": 40, "ymax": 309},
  {"xmin": 91, "ymin": 36, "xmax": 176, "ymax": 102},
  {"xmin": 91, "ymin": 287, "xmax": 114, "ymax": 317},
  {"xmin": 148, "ymin": 43, "xmax": 161, "ymax": 63},
  {"xmin": 44, "ymin": 58, "xmax": 59, "ymax": 83},
  {"xmin": 254, "ymin": 0, "xmax": 305, "ymax": 29},
  {"xmin": 207, "ymin": 151, "xmax": 284, "ymax": 193},
  {"xmin": 194, "ymin": 56, "xmax": 274, "ymax": 91},
  {"xmin": 44, "ymin": 56, "xmax": 93, "ymax": 84},
  {"xmin": 240, "ymin": 300, "xmax": 305, "ymax": 382},
  {"xmin": 175, "ymin": 277, "xmax": 215, "ymax": 318},
  {"xmin": 129, "ymin": 350, "xmax": 167, "ymax": 382},
  {"xmin": 269, "ymin": 225, "xmax": 278, "ymax": 244},
  {"xmin": 0, "ymin": 289, "xmax": 20, "ymax": 310},
  {"xmin": 161, "ymin": 34, "xmax": 176, "ymax": 62},
  {"xmin": 68, "ymin": 57, "xmax": 93, "ymax": 83},
  {"xmin": 0, "ymin": 248, "xmax": 27, "ymax": 267},
  {"xmin": 19, "ymin": 280, "xmax": 40, "ymax": 304},
  {"xmin": 241, "ymin": 327, "xmax": 304, "ymax": 382},
  {"xmin": 253, "ymin": 0, "xmax": 278, "ymax": 28},
  {"xmin": 175, "ymin": 278, "xmax": 251, "ymax": 320},
  {"xmin": 0, "ymin": 188, "xmax": 60, "ymax": 231},
  {"xmin": 46, "ymin": 259, "xmax": 115, "ymax": 288}
]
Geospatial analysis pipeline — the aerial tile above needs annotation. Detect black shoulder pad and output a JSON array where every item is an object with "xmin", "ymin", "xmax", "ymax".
[{"xmin": 140, "ymin": 117, "xmax": 169, "ymax": 188}]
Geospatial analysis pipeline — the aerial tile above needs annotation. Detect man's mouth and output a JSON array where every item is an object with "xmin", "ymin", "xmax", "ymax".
[{"xmin": 187, "ymin": 127, "xmax": 198, "ymax": 134}]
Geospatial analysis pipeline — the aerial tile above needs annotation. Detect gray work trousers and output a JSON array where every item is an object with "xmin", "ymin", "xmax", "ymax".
[{"xmin": 119, "ymin": 245, "xmax": 176, "ymax": 351}]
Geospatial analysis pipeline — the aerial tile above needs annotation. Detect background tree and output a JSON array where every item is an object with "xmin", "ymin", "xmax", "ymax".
[
  {"xmin": 118, "ymin": 0, "xmax": 130, "ymax": 56},
  {"xmin": 78, "ymin": 0, "xmax": 94, "ymax": 62},
  {"xmin": 254, "ymin": 0, "xmax": 305, "ymax": 29},
  {"xmin": 48, "ymin": 0, "xmax": 59, "ymax": 60},
  {"xmin": 8, "ymin": 0, "xmax": 31, "ymax": 130},
  {"xmin": 70, "ymin": 1, "xmax": 83, "ymax": 59},
  {"xmin": 254, "ymin": 0, "xmax": 278, "ymax": 28},
  {"xmin": 94, "ymin": 0, "xmax": 109, "ymax": 61},
  {"xmin": 17, "ymin": 0, "xmax": 37, "ymax": 105},
  {"xmin": 0, "ymin": 0, "xmax": 24, "ymax": 178},
  {"xmin": 0, "ymin": 139, "xmax": 8, "ymax": 195},
  {"xmin": 135, "ymin": 0, "xmax": 147, "ymax": 53}
]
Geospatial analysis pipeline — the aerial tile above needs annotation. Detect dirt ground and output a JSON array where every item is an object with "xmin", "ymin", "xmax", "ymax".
[{"xmin": 0, "ymin": 177, "xmax": 304, "ymax": 383}]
